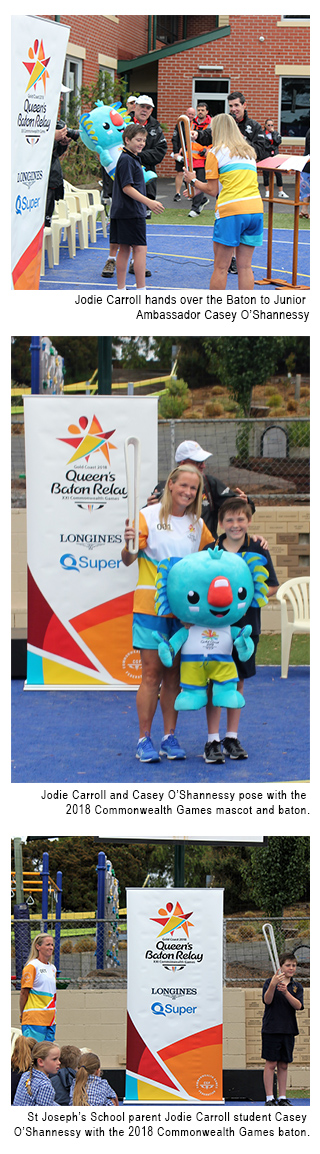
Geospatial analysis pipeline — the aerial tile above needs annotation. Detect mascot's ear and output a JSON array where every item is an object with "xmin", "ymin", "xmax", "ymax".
[
  {"xmin": 240, "ymin": 551, "xmax": 269, "ymax": 607},
  {"xmin": 155, "ymin": 556, "xmax": 182, "ymax": 616},
  {"xmin": 207, "ymin": 546, "xmax": 223, "ymax": 561}
]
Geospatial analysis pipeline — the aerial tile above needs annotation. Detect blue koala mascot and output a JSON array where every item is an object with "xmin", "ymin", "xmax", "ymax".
[{"xmin": 152, "ymin": 546, "xmax": 268, "ymax": 711}]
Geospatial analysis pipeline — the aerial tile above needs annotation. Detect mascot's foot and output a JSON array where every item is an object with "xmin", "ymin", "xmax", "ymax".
[
  {"xmin": 211, "ymin": 687, "xmax": 245, "ymax": 709},
  {"xmin": 157, "ymin": 641, "xmax": 173, "ymax": 668},
  {"xmin": 175, "ymin": 689, "xmax": 208, "ymax": 711}
]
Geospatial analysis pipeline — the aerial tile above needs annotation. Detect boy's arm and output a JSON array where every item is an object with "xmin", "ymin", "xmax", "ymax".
[
  {"xmin": 122, "ymin": 184, "xmax": 164, "ymax": 213},
  {"xmin": 281, "ymin": 988, "xmax": 302, "ymax": 1011},
  {"xmin": 263, "ymin": 971, "xmax": 282, "ymax": 1004}
]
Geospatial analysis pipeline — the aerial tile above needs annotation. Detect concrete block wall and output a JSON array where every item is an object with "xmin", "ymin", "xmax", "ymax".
[
  {"xmin": 11, "ymin": 987, "xmax": 310, "ymax": 1088},
  {"xmin": 12, "ymin": 506, "xmax": 309, "ymax": 639}
]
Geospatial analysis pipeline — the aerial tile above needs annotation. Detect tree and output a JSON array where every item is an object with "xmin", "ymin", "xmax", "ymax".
[
  {"xmin": 213, "ymin": 337, "xmax": 280, "ymax": 416},
  {"xmin": 249, "ymin": 837, "xmax": 309, "ymax": 918}
]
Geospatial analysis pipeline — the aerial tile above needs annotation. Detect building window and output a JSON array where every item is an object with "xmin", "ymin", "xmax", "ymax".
[
  {"xmin": 99, "ymin": 66, "xmax": 115, "ymax": 100},
  {"xmin": 155, "ymin": 16, "xmax": 180, "ymax": 44},
  {"xmin": 62, "ymin": 57, "xmax": 83, "ymax": 119},
  {"xmin": 193, "ymin": 78, "xmax": 230, "ymax": 117},
  {"xmin": 280, "ymin": 77, "xmax": 310, "ymax": 138},
  {"xmin": 281, "ymin": 14, "xmax": 310, "ymax": 18}
]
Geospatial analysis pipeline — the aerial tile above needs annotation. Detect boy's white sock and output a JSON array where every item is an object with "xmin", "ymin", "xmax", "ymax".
[
  {"xmin": 266, "ymin": 1095, "xmax": 274, "ymax": 1102},
  {"xmin": 225, "ymin": 730, "xmax": 238, "ymax": 739},
  {"xmin": 208, "ymin": 733, "xmax": 220, "ymax": 742}
]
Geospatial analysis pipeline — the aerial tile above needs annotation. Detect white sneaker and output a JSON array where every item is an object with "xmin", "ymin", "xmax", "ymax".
[
  {"xmin": 264, "ymin": 189, "xmax": 269, "ymax": 197},
  {"xmin": 278, "ymin": 189, "xmax": 289, "ymax": 198}
]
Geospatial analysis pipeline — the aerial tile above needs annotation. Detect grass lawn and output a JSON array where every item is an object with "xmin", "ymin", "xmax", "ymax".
[
  {"xmin": 258, "ymin": 633, "xmax": 309, "ymax": 665},
  {"xmin": 153, "ymin": 205, "xmax": 310, "ymax": 230}
]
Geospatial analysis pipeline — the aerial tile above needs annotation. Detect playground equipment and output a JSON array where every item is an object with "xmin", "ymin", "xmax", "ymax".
[
  {"xmin": 12, "ymin": 848, "xmax": 120, "ymax": 985},
  {"xmin": 39, "ymin": 337, "xmax": 65, "ymax": 394}
]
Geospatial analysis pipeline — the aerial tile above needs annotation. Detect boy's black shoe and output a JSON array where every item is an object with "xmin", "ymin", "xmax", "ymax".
[
  {"xmin": 223, "ymin": 737, "xmax": 248, "ymax": 760},
  {"xmin": 266, "ymin": 1098, "xmax": 278, "ymax": 1105},
  {"xmin": 228, "ymin": 256, "xmax": 238, "ymax": 274},
  {"xmin": 203, "ymin": 740, "xmax": 225, "ymax": 764},
  {"xmin": 277, "ymin": 1099, "xmax": 292, "ymax": 1106}
]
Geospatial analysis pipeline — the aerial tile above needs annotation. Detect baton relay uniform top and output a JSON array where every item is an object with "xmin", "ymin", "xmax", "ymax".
[
  {"xmin": 205, "ymin": 145, "xmax": 263, "ymax": 218},
  {"xmin": 133, "ymin": 502, "xmax": 213, "ymax": 616},
  {"xmin": 21, "ymin": 957, "xmax": 57, "ymax": 1029},
  {"xmin": 13, "ymin": 1068, "xmax": 55, "ymax": 1106},
  {"xmin": 262, "ymin": 977, "xmax": 304, "ymax": 1035},
  {"xmin": 110, "ymin": 148, "xmax": 146, "ymax": 219},
  {"xmin": 70, "ymin": 1074, "xmax": 116, "ymax": 1104}
]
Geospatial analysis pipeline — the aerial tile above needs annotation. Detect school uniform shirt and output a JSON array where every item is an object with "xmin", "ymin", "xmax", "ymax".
[
  {"xmin": 217, "ymin": 534, "xmax": 278, "ymax": 636},
  {"xmin": 205, "ymin": 145, "xmax": 263, "ymax": 218},
  {"xmin": 133, "ymin": 502, "xmax": 213, "ymax": 616},
  {"xmin": 70, "ymin": 1074, "xmax": 116, "ymax": 1104},
  {"xmin": 21, "ymin": 957, "xmax": 56, "ymax": 1030},
  {"xmin": 262, "ymin": 978, "xmax": 304, "ymax": 1035},
  {"xmin": 110, "ymin": 148, "xmax": 146, "ymax": 219},
  {"xmin": 13, "ymin": 1068, "xmax": 55, "ymax": 1105}
]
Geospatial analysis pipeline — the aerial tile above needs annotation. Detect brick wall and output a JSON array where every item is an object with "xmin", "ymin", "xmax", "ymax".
[
  {"xmin": 11, "ymin": 505, "xmax": 310, "ymax": 638},
  {"xmin": 11, "ymin": 987, "xmax": 309, "ymax": 1090},
  {"xmin": 245, "ymin": 988, "xmax": 310, "ymax": 1092}
]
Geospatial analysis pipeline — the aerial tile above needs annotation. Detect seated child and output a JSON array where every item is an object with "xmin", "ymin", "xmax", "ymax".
[
  {"xmin": 13, "ymin": 1041, "xmax": 60, "ymax": 1105},
  {"xmin": 50, "ymin": 1043, "xmax": 81, "ymax": 1104},
  {"xmin": 204, "ymin": 497, "xmax": 278, "ymax": 763},
  {"xmin": 262, "ymin": 951, "xmax": 304, "ymax": 1105},
  {"xmin": 70, "ymin": 1051, "xmax": 118, "ymax": 1105}
]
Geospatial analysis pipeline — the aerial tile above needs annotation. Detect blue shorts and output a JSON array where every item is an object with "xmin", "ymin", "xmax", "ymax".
[
  {"xmin": 213, "ymin": 212, "xmax": 264, "ymax": 248},
  {"xmin": 133, "ymin": 612, "xmax": 181, "ymax": 651},
  {"xmin": 22, "ymin": 1023, "xmax": 56, "ymax": 1042}
]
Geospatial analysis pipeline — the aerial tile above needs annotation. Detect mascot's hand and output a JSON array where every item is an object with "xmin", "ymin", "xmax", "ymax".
[
  {"xmin": 234, "ymin": 624, "xmax": 254, "ymax": 660},
  {"xmin": 152, "ymin": 632, "xmax": 174, "ymax": 667}
]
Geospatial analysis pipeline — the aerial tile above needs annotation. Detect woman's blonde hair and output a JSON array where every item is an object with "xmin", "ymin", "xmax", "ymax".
[
  {"xmin": 210, "ymin": 113, "xmax": 256, "ymax": 160},
  {"xmin": 11, "ymin": 1034, "xmax": 36, "ymax": 1072},
  {"xmin": 25, "ymin": 1041, "xmax": 59, "ymax": 1096},
  {"xmin": 26, "ymin": 933, "xmax": 54, "ymax": 964},
  {"xmin": 159, "ymin": 464, "xmax": 203, "ymax": 527},
  {"xmin": 72, "ymin": 1052, "xmax": 100, "ymax": 1105}
]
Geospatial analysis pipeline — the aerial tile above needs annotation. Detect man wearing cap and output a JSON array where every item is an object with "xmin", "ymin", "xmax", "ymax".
[
  {"xmin": 147, "ymin": 440, "xmax": 255, "ymax": 537},
  {"xmin": 133, "ymin": 96, "xmax": 167, "ymax": 206}
]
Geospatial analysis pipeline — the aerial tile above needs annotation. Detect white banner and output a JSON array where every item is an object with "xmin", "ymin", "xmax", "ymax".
[
  {"xmin": 24, "ymin": 396, "xmax": 158, "ymax": 687},
  {"xmin": 126, "ymin": 888, "xmax": 223, "ymax": 1102},
  {"xmin": 11, "ymin": 15, "xmax": 70, "ymax": 289}
]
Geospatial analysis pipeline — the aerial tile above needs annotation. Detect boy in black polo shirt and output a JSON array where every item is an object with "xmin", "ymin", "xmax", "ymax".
[
  {"xmin": 262, "ymin": 952, "xmax": 304, "ymax": 1105},
  {"xmin": 110, "ymin": 123, "xmax": 164, "ymax": 288},
  {"xmin": 204, "ymin": 497, "xmax": 278, "ymax": 763}
]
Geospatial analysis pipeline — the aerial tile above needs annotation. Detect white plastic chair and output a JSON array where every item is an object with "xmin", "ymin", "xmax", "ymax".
[
  {"xmin": 70, "ymin": 188, "xmax": 96, "ymax": 246},
  {"xmin": 64, "ymin": 193, "xmax": 85, "ymax": 252},
  {"xmin": 40, "ymin": 226, "xmax": 54, "ymax": 275},
  {"xmin": 87, "ymin": 188, "xmax": 108, "ymax": 237},
  {"xmin": 51, "ymin": 200, "xmax": 74, "ymax": 263},
  {"xmin": 276, "ymin": 577, "xmax": 310, "ymax": 677}
]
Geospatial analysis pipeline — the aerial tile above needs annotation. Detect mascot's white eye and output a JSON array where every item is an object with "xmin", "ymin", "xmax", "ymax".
[
  {"xmin": 238, "ymin": 586, "xmax": 247, "ymax": 600},
  {"xmin": 187, "ymin": 590, "xmax": 200, "ymax": 604},
  {"xmin": 103, "ymin": 121, "xmax": 110, "ymax": 131}
]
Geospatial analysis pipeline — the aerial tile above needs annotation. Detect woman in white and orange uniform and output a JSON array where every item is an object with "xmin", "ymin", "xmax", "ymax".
[
  {"xmin": 122, "ymin": 465, "xmax": 213, "ymax": 762},
  {"xmin": 20, "ymin": 934, "xmax": 56, "ymax": 1042},
  {"xmin": 183, "ymin": 112, "xmax": 264, "ymax": 290}
]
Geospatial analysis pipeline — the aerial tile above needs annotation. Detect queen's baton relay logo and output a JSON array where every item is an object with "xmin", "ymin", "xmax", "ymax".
[
  {"xmin": 145, "ymin": 901, "xmax": 203, "ymax": 972},
  {"xmin": 17, "ymin": 37, "xmax": 52, "ymax": 145},
  {"xmin": 50, "ymin": 415, "xmax": 127, "ymax": 510}
]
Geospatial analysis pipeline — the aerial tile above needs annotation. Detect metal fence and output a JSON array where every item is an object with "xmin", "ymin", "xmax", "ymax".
[
  {"xmin": 11, "ymin": 915, "xmax": 309, "ymax": 988},
  {"xmin": 12, "ymin": 416, "xmax": 309, "ymax": 506},
  {"xmin": 158, "ymin": 418, "xmax": 310, "ymax": 504}
]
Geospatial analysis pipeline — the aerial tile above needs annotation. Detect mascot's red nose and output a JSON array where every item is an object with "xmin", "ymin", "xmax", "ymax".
[{"xmin": 208, "ymin": 576, "xmax": 233, "ymax": 607}]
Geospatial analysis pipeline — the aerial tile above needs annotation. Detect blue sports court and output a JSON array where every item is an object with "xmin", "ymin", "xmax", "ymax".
[
  {"xmin": 39, "ymin": 220, "xmax": 310, "ymax": 292},
  {"xmin": 12, "ymin": 665, "xmax": 309, "ymax": 783}
]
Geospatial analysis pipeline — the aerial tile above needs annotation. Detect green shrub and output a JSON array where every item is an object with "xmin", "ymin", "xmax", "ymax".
[{"xmin": 158, "ymin": 377, "xmax": 190, "ymax": 419}]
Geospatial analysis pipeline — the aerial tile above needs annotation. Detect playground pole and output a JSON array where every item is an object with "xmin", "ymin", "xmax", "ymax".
[
  {"xmin": 30, "ymin": 336, "xmax": 40, "ymax": 394},
  {"xmin": 54, "ymin": 870, "xmax": 62, "ymax": 975},
  {"xmin": 13, "ymin": 838, "xmax": 24, "ymax": 904},
  {"xmin": 96, "ymin": 851, "xmax": 106, "ymax": 969},
  {"xmin": 42, "ymin": 852, "xmax": 49, "ymax": 932}
]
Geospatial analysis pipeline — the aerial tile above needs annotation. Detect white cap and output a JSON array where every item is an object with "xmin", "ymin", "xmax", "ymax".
[
  {"xmin": 135, "ymin": 94, "xmax": 154, "ymax": 107},
  {"xmin": 175, "ymin": 440, "xmax": 212, "ymax": 463}
]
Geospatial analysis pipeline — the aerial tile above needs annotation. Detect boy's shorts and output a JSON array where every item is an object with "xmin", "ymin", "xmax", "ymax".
[
  {"xmin": 261, "ymin": 1032, "xmax": 295, "ymax": 1064},
  {"xmin": 109, "ymin": 217, "xmax": 147, "ymax": 247},
  {"xmin": 233, "ymin": 634, "xmax": 259, "ymax": 680},
  {"xmin": 213, "ymin": 212, "xmax": 264, "ymax": 248},
  {"xmin": 133, "ymin": 612, "xmax": 181, "ymax": 651}
]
